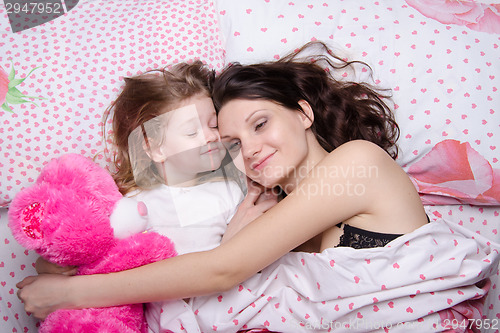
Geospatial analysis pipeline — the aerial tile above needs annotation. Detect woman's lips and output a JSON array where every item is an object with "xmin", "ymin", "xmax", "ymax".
[{"xmin": 252, "ymin": 152, "xmax": 276, "ymax": 171}]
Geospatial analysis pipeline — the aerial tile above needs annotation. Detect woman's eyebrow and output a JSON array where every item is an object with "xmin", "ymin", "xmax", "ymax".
[{"xmin": 245, "ymin": 109, "xmax": 266, "ymax": 122}]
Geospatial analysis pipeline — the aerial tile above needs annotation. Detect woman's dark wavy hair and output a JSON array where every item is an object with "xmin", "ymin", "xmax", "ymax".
[{"xmin": 211, "ymin": 41, "xmax": 399, "ymax": 159}]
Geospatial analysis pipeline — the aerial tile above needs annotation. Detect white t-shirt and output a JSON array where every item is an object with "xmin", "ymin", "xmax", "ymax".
[
  {"xmin": 134, "ymin": 180, "xmax": 244, "ymax": 255},
  {"xmin": 132, "ymin": 180, "xmax": 244, "ymax": 333}
]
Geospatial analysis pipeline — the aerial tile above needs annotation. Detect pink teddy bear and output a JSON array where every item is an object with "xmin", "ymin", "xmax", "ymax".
[{"xmin": 8, "ymin": 154, "xmax": 177, "ymax": 333}]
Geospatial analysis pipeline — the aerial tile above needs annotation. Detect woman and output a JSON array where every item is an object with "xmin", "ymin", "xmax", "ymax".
[{"xmin": 17, "ymin": 42, "xmax": 431, "ymax": 323}]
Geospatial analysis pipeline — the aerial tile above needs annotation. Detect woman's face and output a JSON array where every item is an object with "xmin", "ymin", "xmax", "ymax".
[{"xmin": 218, "ymin": 99, "xmax": 311, "ymax": 189}]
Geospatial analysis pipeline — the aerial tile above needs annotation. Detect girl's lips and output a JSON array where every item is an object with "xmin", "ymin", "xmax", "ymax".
[
  {"xmin": 201, "ymin": 147, "xmax": 219, "ymax": 155},
  {"xmin": 252, "ymin": 152, "xmax": 276, "ymax": 171},
  {"xmin": 201, "ymin": 143, "xmax": 223, "ymax": 155}
]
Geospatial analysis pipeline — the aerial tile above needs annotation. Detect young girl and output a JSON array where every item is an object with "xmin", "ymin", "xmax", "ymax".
[
  {"xmin": 106, "ymin": 61, "xmax": 249, "ymax": 333},
  {"xmin": 17, "ymin": 42, "xmax": 492, "ymax": 330},
  {"xmin": 35, "ymin": 61, "xmax": 276, "ymax": 332}
]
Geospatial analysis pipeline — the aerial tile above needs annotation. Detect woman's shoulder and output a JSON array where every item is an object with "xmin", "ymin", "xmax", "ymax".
[
  {"xmin": 310, "ymin": 140, "xmax": 399, "ymax": 188},
  {"xmin": 323, "ymin": 140, "xmax": 394, "ymax": 166}
]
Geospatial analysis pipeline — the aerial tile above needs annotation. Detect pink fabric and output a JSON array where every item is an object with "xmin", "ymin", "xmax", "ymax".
[
  {"xmin": 438, "ymin": 279, "xmax": 490, "ymax": 332},
  {"xmin": 405, "ymin": 0, "xmax": 500, "ymax": 34},
  {"xmin": 0, "ymin": 65, "xmax": 8, "ymax": 106},
  {"xmin": 0, "ymin": 0, "xmax": 225, "ymax": 206},
  {"xmin": 7, "ymin": 154, "xmax": 177, "ymax": 332},
  {"xmin": 409, "ymin": 139, "xmax": 500, "ymax": 205}
]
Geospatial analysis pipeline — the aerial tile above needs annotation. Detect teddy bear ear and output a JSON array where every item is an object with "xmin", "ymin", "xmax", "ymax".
[
  {"xmin": 8, "ymin": 186, "xmax": 46, "ymax": 250},
  {"xmin": 18, "ymin": 202, "xmax": 44, "ymax": 240}
]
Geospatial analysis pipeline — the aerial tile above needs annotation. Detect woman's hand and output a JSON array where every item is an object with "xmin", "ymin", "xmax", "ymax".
[
  {"xmin": 222, "ymin": 180, "xmax": 278, "ymax": 243},
  {"xmin": 16, "ymin": 274, "xmax": 75, "ymax": 320},
  {"xmin": 35, "ymin": 257, "xmax": 77, "ymax": 276}
]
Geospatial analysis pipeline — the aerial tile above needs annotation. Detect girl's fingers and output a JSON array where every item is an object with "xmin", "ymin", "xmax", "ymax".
[
  {"xmin": 62, "ymin": 268, "xmax": 78, "ymax": 276},
  {"xmin": 36, "ymin": 256, "xmax": 77, "ymax": 275}
]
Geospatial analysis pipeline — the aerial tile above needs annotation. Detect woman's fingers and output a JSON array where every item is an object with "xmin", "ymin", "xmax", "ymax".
[
  {"xmin": 247, "ymin": 181, "xmax": 265, "ymax": 198},
  {"xmin": 255, "ymin": 196, "xmax": 278, "ymax": 213},
  {"xmin": 240, "ymin": 181, "xmax": 266, "ymax": 207},
  {"xmin": 16, "ymin": 274, "xmax": 71, "ymax": 320},
  {"xmin": 222, "ymin": 180, "xmax": 278, "ymax": 244},
  {"xmin": 16, "ymin": 275, "xmax": 38, "ymax": 289}
]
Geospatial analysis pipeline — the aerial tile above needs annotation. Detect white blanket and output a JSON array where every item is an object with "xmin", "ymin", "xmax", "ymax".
[{"xmin": 190, "ymin": 220, "xmax": 499, "ymax": 332}]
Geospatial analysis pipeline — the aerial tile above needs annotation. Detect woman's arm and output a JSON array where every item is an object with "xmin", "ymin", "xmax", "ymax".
[
  {"xmin": 17, "ymin": 249, "xmax": 232, "ymax": 318},
  {"xmin": 17, "ymin": 140, "xmax": 423, "ymax": 318}
]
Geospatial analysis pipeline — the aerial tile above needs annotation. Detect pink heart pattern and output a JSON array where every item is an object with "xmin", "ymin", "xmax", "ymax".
[
  {"xmin": 217, "ymin": 0, "xmax": 498, "ymax": 206},
  {"xmin": 1, "ymin": 0, "xmax": 500, "ymax": 330},
  {"xmin": 0, "ymin": 209, "xmax": 40, "ymax": 331},
  {"xmin": 0, "ymin": 0, "xmax": 224, "ymax": 206},
  {"xmin": 188, "ymin": 215, "xmax": 498, "ymax": 331},
  {"xmin": 221, "ymin": 0, "xmax": 500, "ymax": 326},
  {"xmin": 216, "ymin": 0, "xmax": 500, "ymax": 322}
]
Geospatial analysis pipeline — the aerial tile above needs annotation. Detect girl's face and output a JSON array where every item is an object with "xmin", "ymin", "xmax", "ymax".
[
  {"xmin": 218, "ymin": 99, "xmax": 311, "ymax": 189},
  {"xmin": 154, "ymin": 94, "xmax": 226, "ymax": 182}
]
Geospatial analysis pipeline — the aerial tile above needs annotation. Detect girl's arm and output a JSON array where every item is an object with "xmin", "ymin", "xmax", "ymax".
[
  {"xmin": 17, "ymin": 140, "xmax": 422, "ymax": 319},
  {"xmin": 35, "ymin": 257, "xmax": 77, "ymax": 276}
]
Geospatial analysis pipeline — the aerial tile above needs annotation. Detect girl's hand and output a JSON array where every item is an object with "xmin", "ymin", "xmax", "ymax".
[
  {"xmin": 222, "ymin": 180, "xmax": 278, "ymax": 243},
  {"xmin": 35, "ymin": 257, "xmax": 77, "ymax": 276},
  {"xmin": 16, "ymin": 274, "xmax": 74, "ymax": 320}
]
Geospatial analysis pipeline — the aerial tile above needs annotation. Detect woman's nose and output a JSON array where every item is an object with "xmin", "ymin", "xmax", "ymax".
[{"xmin": 241, "ymin": 138, "xmax": 261, "ymax": 159}]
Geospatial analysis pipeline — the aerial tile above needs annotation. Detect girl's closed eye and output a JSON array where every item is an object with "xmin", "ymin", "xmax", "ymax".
[
  {"xmin": 186, "ymin": 129, "xmax": 198, "ymax": 137},
  {"xmin": 209, "ymin": 120, "xmax": 218, "ymax": 129}
]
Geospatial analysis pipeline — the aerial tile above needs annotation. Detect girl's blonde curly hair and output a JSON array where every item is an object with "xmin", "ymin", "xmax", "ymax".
[{"xmin": 103, "ymin": 61, "xmax": 215, "ymax": 194}]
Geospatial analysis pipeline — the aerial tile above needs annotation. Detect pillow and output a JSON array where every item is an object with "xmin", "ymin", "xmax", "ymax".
[
  {"xmin": 409, "ymin": 139, "xmax": 500, "ymax": 205},
  {"xmin": 215, "ymin": 0, "xmax": 499, "ymax": 205},
  {"xmin": 0, "ymin": 0, "xmax": 224, "ymax": 206}
]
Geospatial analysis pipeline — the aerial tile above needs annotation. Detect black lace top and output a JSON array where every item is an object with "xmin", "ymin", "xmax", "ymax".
[{"xmin": 336, "ymin": 224, "xmax": 403, "ymax": 249}]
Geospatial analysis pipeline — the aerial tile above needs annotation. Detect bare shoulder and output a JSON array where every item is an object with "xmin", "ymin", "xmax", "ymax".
[
  {"xmin": 320, "ymin": 140, "xmax": 426, "ymax": 235},
  {"xmin": 320, "ymin": 140, "xmax": 396, "ymax": 170},
  {"xmin": 334, "ymin": 139, "xmax": 390, "ymax": 155}
]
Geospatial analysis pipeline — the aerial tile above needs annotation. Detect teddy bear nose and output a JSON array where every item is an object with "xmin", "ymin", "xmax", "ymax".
[{"xmin": 137, "ymin": 201, "xmax": 148, "ymax": 217}]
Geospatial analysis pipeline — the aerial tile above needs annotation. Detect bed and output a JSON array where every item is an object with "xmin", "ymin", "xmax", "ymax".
[{"xmin": 1, "ymin": 0, "xmax": 499, "ymax": 331}]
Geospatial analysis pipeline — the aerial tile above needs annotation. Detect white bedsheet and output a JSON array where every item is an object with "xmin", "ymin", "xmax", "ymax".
[{"xmin": 190, "ymin": 219, "xmax": 499, "ymax": 332}]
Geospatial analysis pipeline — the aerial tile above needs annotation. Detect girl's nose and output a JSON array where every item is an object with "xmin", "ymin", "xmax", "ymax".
[{"xmin": 203, "ymin": 126, "xmax": 220, "ymax": 144}]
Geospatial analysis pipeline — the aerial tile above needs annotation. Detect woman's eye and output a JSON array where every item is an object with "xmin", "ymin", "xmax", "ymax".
[
  {"xmin": 255, "ymin": 120, "xmax": 267, "ymax": 131},
  {"xmin": 227, "ymin": 140, "xmax": 241, "ymax": 152},
  {"xmin": 186, "ymin": 131, "xmax": 198, "ymax": 137}
]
